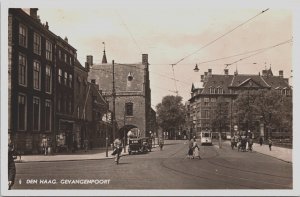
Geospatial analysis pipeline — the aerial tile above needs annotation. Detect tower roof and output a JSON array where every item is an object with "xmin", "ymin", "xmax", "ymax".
[{"xmin": 102, "ymin": 50, "xmax": 107, "ymax": 64}]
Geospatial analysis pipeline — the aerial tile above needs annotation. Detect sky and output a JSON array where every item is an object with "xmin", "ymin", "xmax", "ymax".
[{"xmin": 19, "ymin": 0, "xmax": 295, "ymax": 109}]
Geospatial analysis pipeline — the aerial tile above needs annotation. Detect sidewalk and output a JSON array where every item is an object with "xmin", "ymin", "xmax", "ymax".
[
  {"xmin": 15, "ymin": 147, "xmax": 125, "ymax": 163},
  {"xmin": 16, "ymin": 145, "xmax": 159, "ymax": 163},
  {"xmin": 223, "ymin": 141, "xmax": 292, "ymax": 163},
  {"xmin": 252, "ymin": 143, "xmax": 292, "ymax": 163}
]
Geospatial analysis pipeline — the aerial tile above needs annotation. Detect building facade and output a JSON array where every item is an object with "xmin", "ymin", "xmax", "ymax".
[
  {"xmin": 88, "ymin": 53, "xmax": 156, "ymax": 143},
  {"xmin": 8, "ymin": 8, "xmax": 110, "ymax": 153},
  {"xmin": 54, "ymin": 36, "xmax": 77, "ymax": 152},
  {"xmin": 187, "ymin": 68, "xmax": 292, "ymax": 140},
  {"xmin": 8, "ymin": 8, "xmax": 57, "ymax": 153}
]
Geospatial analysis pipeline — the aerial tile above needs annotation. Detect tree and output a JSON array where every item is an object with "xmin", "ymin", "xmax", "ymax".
[
  {"xmin": 234, "ymin": 89, "xmax": 292, "ymax": 138},
  {"xmin": 156, "ymin": 95, "xmax": 186, "ymax": 139},
  {"xmin": 211, "ymin": 97, "xmax": 230, "ymax": 148}
]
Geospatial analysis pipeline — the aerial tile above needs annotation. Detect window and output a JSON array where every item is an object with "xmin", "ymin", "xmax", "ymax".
[
  {"xmin": 217, "ymin": 87, "xmax": 223, "ymax": 94},
  {"xmin": 33, "ymin": 33, "xmax": 41, "ymax": 55},
  {"xmin": 77, "ymin": 106, "xmax": 80, "ymax": 119},
  {"xmin": 33, "ymin": 61, "xmax": 41, "ymax": 90},
  {"xmin": 19, "ymin": 24, "xmax": 27, "ymax": 47},
  {"xmin": 209, "ymin": 87, "xmax": 215, "ymax": 94},
  {"xmin": 46, "ymin": 40, "xmax": 52, "ymax": 61},
  {"xmin": 45, "ymin": 100, "xmax": 51, "ymax": 131},
  {"xmin": 18, "ymin": 94, "xmax": 26, "ymax": 130},
  {"xmin": 57, "ymin": 94, "xmax": 61, "ymax": 112},
  {"xmin": 204, "ymin": 98, "xmax": 210, "ymax": 106},
  {"xmin": 68, "ymin": 97, "xmax": 72, "ymax": 114},
  {"xmin": 204, "ymin": 110, "xmax": 209, "ymax": 119},
  {"xmin": 58, "ymin": 69, "xmax": 62, "ymax": 84},
  {"xmin": 45, "ymin": 66, "xmax": 52, "ymax": 93},
  {"xmin": 69, "ymin": 57, "xmax": 72, "ymax": 65},
  {"xmin": 64, "ymin": 72, "xmax": 68, "ymax": 85},
  {"xmin": 33, "ymin": 97, "xmax": 40, "ymax": 131},
  {"xmin": 58, "ymin": 50, "xmax": 61, "ymax": 60},
  {"xmin": 125, "ymin": 102, "xmax": 133, "ymax": 116},
  {"xmin": 69, "ymin": 74, "xmax": 72, "ymax": 87},
  {"xmin": 64, "ymin": 54, "xmax": 67, "ymax": 63},
  {"xmin": 18, "ymin": 53, "xmax": 27, "ymax": 86}
]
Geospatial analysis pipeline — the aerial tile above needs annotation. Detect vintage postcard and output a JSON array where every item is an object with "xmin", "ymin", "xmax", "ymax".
[{"xmin": 1, "ymin": 0, "xmax": 299, "ymax": 196}]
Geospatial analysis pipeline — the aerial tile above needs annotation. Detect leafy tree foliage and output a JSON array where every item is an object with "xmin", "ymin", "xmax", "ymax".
[
  {"xmin": 234, "ymin": 89, "xmax": 292, "ymax": 133},
  {"xmin": 211, "ymin": 97, "xmax": 230, "ymax": 133},
  {"xmin": 156, "ymin": 95, "xmax": 186, "ymax": 133}
]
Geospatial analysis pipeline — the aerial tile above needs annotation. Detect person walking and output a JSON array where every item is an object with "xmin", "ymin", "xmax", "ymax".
[
  {"xmin": 159, "ymin": 138, "xmax": 164, "ymax": 151},
  {"xmin": 112, "ymin": 137, "xmax": 123, "ymax": 164},
  {"xmin": 8, "ymin": 139, "xmax": 16, "ymax": 190},
  {"xmin": 84, "ymin": 139, "xmax": 89, "ymax": 152},
  {"xmin": 268, "ymin": 137, "xmax": 273, "ymax": 151},
  {"xmin": 188, "ymin": 137, "xmax": 194, "ymax": 159},
  {"xmin": 193, "ymin": 139, "xmax": 201, "ymax": 159}
]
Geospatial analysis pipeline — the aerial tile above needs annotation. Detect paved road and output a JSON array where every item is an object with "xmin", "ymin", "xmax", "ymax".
[{"xmin": 13, "ymin": 140, "xmax": 292, "ymax": 189}]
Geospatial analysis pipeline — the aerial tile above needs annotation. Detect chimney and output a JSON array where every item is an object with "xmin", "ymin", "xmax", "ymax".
[
  {"xmin": 30, "ymin": 8, "xmax": 38, "ymax": 20},
  {"xmin": 64, "ymin": 36, "xmax": 68, "ymax": 43},
  {"xmin": 142, "ymin": 54, "xmax": 148, "ymax": 65},
  {"xmin": 208, "ymin": 69, "xmax": 212, "ymax": 77},
  {"xmin": 200, "ymin": 75, "xmax": 204, "ymax": 82},
  {"xmin": 86, "ymin": 55, "xmax": 93, "ymax": 67},
  {"xmin": 85, "ymin": 62, "xmax": 90, "ymax": 71},
  {"xmin": 91, "ymin": 79, "xmax": 96, "ymax": 84},
  {"xmin": 224, "ymin": 69, "xmax": 229, "ymax": 75},
  {"xmin": 279, "ymin": 70, "xmax": 283, "ymax": 78}
]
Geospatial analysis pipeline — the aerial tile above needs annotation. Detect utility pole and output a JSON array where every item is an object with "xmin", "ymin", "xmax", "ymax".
[
  {"xmin": 105, "ymin": 98, "xmax": 108, "ymax": 157},
  {"xmin": 112, "ymin": 60, "xmax": 116, "ymax": 141},
  {"xmin": 123, "ymin": 106, "xmax": 126, "ymax": 153}
]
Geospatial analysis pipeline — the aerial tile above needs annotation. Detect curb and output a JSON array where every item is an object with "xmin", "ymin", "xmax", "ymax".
[
  {"xmin": 15, "ymin": 153, "xmax": 130, "ymax": 163},
  {"xmin": 252, "ymin": 150, "xmax": 292, "ymax": 164}
]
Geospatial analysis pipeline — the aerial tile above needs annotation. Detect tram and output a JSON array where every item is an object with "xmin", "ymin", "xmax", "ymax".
[{"xmin": 200, "ymin": 130, "xmax": 213, "ymax": 145}]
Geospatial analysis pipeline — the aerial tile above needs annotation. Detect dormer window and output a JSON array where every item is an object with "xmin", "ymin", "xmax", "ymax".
[{"xmin": 127, "ymin": 72, "xmax": 134, "ymax": 81}]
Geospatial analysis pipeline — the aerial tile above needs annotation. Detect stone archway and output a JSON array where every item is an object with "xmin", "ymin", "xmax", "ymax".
[{"xmin": 118, "ymin": 125, "xmax": 138, "ymax": 146}]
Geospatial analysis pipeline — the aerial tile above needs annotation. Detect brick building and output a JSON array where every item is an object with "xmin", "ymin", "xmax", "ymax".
[
  {"xmin": 54, "ymin": 36, "xmax": 77, "ymax": 151},
  {"xmin": 187, "ymin": 68, "xmax": 292, "ymax": 140},
  {"xmin": 8, "ymin": 8, "xmax": 111, "ymax": 153},
  {"xmin": 8, "ymin": 8, "xmax": 57, "ymax": 153},
  {"xmin": 88, "ymin": 52, "xmax": 156, "ymax": 143}
]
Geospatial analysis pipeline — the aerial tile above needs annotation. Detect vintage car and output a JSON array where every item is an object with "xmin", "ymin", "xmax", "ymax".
[{"xmin": 128, "ymin": 137, "xmax": 152, "ymax": 155}]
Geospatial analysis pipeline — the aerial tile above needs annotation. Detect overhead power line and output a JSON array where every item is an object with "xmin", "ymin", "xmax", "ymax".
[
  {"xmin": 225, "ymin": 38, "xmax": 292, "ymax": 68},
  {"xmin": 115, "ymin": 11, "xmax": 143, "ymax": 54},
  {"xmin": 171, "ymin": 8, "xmax": 270, "ymax": 66}
]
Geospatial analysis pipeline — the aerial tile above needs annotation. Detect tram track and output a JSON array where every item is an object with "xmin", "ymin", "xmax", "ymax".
[{"xmin": 159, "ymin": 142, "xmax": 292, "ymax": 189}]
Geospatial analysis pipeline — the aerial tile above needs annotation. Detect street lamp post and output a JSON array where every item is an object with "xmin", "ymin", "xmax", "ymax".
[{"xmin": 105, "ymin": 101, "xmax": 108, "ymax": 157}]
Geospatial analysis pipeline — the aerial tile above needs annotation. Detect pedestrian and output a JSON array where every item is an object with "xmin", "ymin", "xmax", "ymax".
[
  {"xmin": 268, "ymin": 137, "xmax": 273, "ymax": 151},
  {"xmin": 259, "ymin": 137, "xmax": 263, "ymax": 146},
  {"xmin": 84, "ymin": 139, "xmax": 89, "ymax": 152},
  {"xmin": 193, "ymin": 139, "xmax": 201, "ymax": 159},
  {"xmin": 8, "ymin": 139, "xmax": 16, "ymax": 190},
  {"xmin": 188, "ymin": 137, "xmax": 196, "ymax": 159},
  {"xmin": 248, "ymin": 137, "xmax": 253, "ymax": 152},
  {"xmin": 112, "ymin": 137, "xmax": 123, "ymax": 164},
  {"xmin": 159, "ymin": 138, "xmax": 164, "ymax": 151}
]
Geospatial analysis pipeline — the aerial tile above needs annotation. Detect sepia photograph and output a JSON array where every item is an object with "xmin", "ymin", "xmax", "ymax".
[{"xmin": 1, "ymin": 0, "xmax": 299, "ymax": 196}]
